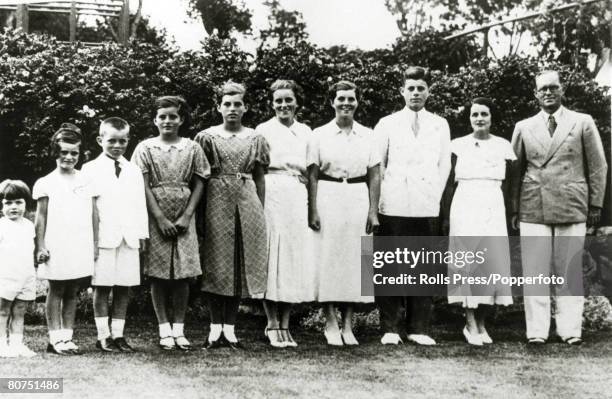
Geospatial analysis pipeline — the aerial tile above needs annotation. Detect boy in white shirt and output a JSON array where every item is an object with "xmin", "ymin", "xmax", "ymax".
[{"xmin": 82, "ymin": 117, "xmax": 148, "ymax": 352}]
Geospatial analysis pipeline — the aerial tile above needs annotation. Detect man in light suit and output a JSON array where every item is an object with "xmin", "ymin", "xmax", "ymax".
[
  {"xmin": 374, "ymin": 66, "xmax": 451, "ymax": 345},
  {"xmin": 511, "ymin": 70, "xmax": 607, "ymax": 345}
]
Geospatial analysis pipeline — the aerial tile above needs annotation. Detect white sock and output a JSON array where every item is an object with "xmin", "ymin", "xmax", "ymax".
[
  {"xmin": 171, "ymin": 323, "xmax": 184, "ymax": 338},
  {"xmin": 62, "ymin": 329, "xmax": 73, "ymax": 342},
  {"xmin": 158, "ymin": 323, "xmax": 172, "ymax": 338},
  {"xmin": 9, "ymin": 334, "xmax": 23, "ymax": 346},
  {"xmin": 48, "ymin": 330, "xmax": 62, "ymax": 344},
  {"xmin": 111, "ymin": 319, "xmax": 125, "ymax": 339},
  {"xmin": 95, "ymin": 317, "xmax": 110, "ymax": 340},
  {"xmin": 208, "ymin": 324, "xmax": 222, "ymax": 342},
  {"xmin": 222, "ymin": 324, "xmax": 237, "ymax": 343}
]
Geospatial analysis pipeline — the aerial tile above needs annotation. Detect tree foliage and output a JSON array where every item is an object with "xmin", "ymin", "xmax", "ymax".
[
  {"xmin": 258, "ymin": 0, "xmax": 308, "ymax": 49},
  {"xmin": 188, "ymin": 0, "xmax": 252, "ymax": 38},
  {"xmin": 1, "ymin": 29, "xmax": 608, "ymax": 191}
]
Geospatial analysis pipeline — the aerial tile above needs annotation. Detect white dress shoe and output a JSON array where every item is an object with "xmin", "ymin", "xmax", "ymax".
[
  {"xmin": 380, "ymin": 333, "xmax": 402, "ymax": 345},
  {"xmin": 323, "ymin": 329, "xmax": 343, "ymax": 346},
  {"xmin": 479, "ymin": 329, "xmax": 493, "ymax": 344},
  {"xmin": 463, "ymin": 327, "xmax": 483, "ymax": 346},
  {"xmin": 407, "ymin": 334, "xmax": 437, "ymax": 346}
]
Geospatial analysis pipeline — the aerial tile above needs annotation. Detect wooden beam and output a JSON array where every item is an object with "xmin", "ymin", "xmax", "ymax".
[
  {"xmin": 69, "ymin": 0, "xmax": 76, "ymax": 42},
  {"xmin": 15, "ymin": 3, "xmax": 27, "ymax": 32},
  {"xmin": 445, "ymin": 0, "xmax": 605, "ymax": 40}
]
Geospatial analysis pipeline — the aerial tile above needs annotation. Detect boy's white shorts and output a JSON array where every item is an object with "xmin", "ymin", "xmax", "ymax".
[
  {"xmin": 92, "ymin": 240, "xmax": 140, "ymax": 287},
  {"xmin": 0, "ymin": 274, "xmax": 36, "ymax": 301}
]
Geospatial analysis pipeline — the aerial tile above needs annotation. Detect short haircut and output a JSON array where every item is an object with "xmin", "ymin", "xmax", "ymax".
[
  {"xmin": 51, "ymin": 123, "xmax": 82, "ymax": 158},
  {"xmin": 217, "ymin": 80, "xmax": 246, "ymax": 103},
  {"xmin": 470, "ymin": 97, "xmax": 497, "ymax": 123},
  {"xmin": 403, "ymin": 66, "xmax": 431, "ymax": 86},
  {"xmin": 100, "ymin": 117, "xmax": 130, "ymax": 136},
  {"xmin": 269, "ymin": 79, "xmax": 303, "ymax": 104},
  {"xmin": 535, "ymin": 70, "xmax": 562, "ymax": 87},
  {"xmin": 153, "ymin": 95, "xmax": 192, "ymax": 135},
  {"xmin": 328, "ymin": 80, "xmax": 358, "ymax": 102},
  {"xmin": 0, "ymin": 179, "xmax": 32, "ymax": 207}
]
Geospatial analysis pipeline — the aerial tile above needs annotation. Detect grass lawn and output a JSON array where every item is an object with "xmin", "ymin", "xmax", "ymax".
[{"xmin": 1, "ymin": 316, "xmax": 611, "ymax": 399}]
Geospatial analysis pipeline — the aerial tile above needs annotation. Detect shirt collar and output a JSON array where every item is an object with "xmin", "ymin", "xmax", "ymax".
[
  {"xmin": 101, "ymin": 153, "xmax": 126, "ymax": 165},
  {"xmin": 539, "ymin": 105, "xmax": 565, "ymax": 122},
  {"xmin": 328, "ymin": 120, "xmax": 364, "ymax": 136},
  {"xmin": 152, "ymin": 137, "xmax": 189, "ymax": 151},
  {"xmin": 403, "ymin": 106, "xmax": 427, "ymax": 118}
]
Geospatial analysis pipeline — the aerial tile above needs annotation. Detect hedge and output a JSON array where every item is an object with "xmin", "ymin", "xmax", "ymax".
[{"xmin": 1, "ymin": 30, "xmax": 609, "ymax": 189}]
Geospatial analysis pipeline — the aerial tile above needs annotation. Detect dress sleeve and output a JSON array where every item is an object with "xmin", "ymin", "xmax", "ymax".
[
  {"xmin": 252, "ymin": 134, "xmax": 271, "ymax": 171},
  {"xmin": 502, "ymin": 139, "xmax": 517, "ymax": 161},
  {"xmin": 450, "ymin": 138, "xmax": 460, "ymax": 156},
  {"xmin": 131, "ymin": 142, "xmax": 150, "ymax": 174},
  {"xmin": 32, "ymin": 177, "xmax": 48, "ymax": 200},
  {"xmin": 191, "ymin": 141, "xmax": 211, "ymax": 179},
  {"xmin": 367, "ymin": 133, "xmax": 381, "ymax": 168},
  {"xmin": 195, "ymin": 131, "xmax": 220, "ymax": 173},
  {"xmin": 306, "ymin": 130, "xmax": 321, "ymax": 167}
]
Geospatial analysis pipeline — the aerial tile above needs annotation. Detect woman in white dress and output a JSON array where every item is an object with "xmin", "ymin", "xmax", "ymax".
[
  {"xmin": 256, "ymin": 80, "xmax": 315, "ymax": 348},
  {"xmin": 445, "ymin": 97, "xmax": 517, "ymax": 346},
  {"xmin": 307, "ymin": 81, "xmax": 380, "ymax": 346}
]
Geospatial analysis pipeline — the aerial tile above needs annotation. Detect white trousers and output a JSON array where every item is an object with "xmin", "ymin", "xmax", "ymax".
[{"xmin": 520, "ymin": 222, "xmax": 586, "ymax": 340}]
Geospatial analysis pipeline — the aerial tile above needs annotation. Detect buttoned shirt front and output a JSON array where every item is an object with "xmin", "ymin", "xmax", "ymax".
[
  {"xmin": 307, "ymin": 120, "xmax": 380, "ymax": 178},
  {"xmin": 375, "ymin": 107, "xmax": 451, "ymax": 217},
  {"xmin": 81, "ymin": 154, "xmax": 149, "ymax": 249}
]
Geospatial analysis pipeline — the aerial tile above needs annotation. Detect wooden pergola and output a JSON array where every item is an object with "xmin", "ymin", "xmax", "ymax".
[
  {"xmin": 445, "ymin": 0, "xmax": 608, "ymax": 58},
  {"xmin": 0, "ymin": 0, "xmax": 131, "ymax": 44}
]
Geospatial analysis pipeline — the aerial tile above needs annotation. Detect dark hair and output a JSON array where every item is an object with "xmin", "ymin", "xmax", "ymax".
[
  {"xmin": 269, "ymin": 79, "xmax": 303, "ymax": 106},
  {"xmin": 216, "ymin": 80, "xmax": 246, "ymax": 104},
  {"xmin": 153, "ymin": 95, "xmax": 192, "ymax": 137},
  {"xmin": 328, "ymin": 80, "xmax": 358, "ymax": 103},
  {"xmin": 470, "ymin": 97, "xmax": 497, "ymax": 124},
  {"xmin": 0, "ymin": 179, "xmax": 32, "ymax": 209},
  {"xmin": 100, "ymin": 117, "xmax": 130, "ymax": 136},
  {"xmin": 50, "ymin": 122, "xmax": 83, "ymax": 159},
  {"xmin": 403, "ymin": 66, "xmax": 431, "ymax": 86}
]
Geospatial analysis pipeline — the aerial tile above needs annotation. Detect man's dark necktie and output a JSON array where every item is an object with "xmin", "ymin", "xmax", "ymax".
[
  {"xmin": 547, "ymin": 115, "xmax": 557, "ymax": 137},
  {"xmin": 114, "ymin": 160, "xmax": 121, "ymax": 177}
]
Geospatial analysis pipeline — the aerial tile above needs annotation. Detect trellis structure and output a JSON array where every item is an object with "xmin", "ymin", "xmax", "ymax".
[{"xmin": 0, "ymin": 0, "xmax": 130, "ymax": 44}]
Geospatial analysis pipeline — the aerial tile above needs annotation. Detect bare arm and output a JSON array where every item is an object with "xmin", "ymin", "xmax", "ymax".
[
  {"xmin": 34, "ymin": 197, "xmax": 49, "ymax": 263},
  {"xmin": 142, "ymin": 173, "xmax": 177, "ymax": 238},
  {"xmin": 366, "ymin": 165, "xmax": 381, "ymax": 234},
  {"xmin": 92, "ymin": 197, "xmax": 99, "ymax": 260},
  {"xmin": 252, "ymin": 163, "xmax": 266, "ymax": 206},
  {"xmin": 307, "ymin": 164, "xmax": 320, "ymax": 231}
]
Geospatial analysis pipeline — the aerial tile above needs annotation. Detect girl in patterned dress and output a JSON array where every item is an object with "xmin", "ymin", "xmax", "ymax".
[
  {"xmin": 132, "ymin": 96, "xmax": 210, "ymax": 351},
  {"xmin": 195, "ymin": 81, "xmax": 270, "ymax": 349}
]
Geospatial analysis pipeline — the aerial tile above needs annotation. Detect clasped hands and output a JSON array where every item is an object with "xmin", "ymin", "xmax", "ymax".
[{"xmin": 156, "ymin": 213, "xmax": 190, "ymax": 238}]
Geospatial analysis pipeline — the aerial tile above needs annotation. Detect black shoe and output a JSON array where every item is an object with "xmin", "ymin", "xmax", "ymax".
[
  {"xmin": 113, "ymin": 337, "xmax": 135, "ymax": 352},
  {"xmin": 96, "ymin": 338, "xmax": 117, "ymax": 352},
  {"xmin": 227, "ymin": 340, "xmax": 245, "ymax": 350},
  {"xmin": 46, "ymin": 342, "xmax": 69, "ymax": 356},
  {"xmin": 203, "ymin": 339, "xmax": 224, "ymax": 350}
]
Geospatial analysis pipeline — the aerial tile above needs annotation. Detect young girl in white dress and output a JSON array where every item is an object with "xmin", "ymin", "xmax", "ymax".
[
  {"xmin": 0, "ymin": 180, "xmax": 37, "ymax": 357},
  {"xmin": 34, "ymin": 123, "xmax": 99, "ymax": 355}
]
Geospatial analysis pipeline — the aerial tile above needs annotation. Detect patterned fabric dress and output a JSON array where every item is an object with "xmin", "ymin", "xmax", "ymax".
[
  {"xmin": 194, "ymin": 127, "xmax": 270, "ymax": 298},
  {"xmin": 132, "ymin": 137, "xmax": 210, "ymax": 280}
]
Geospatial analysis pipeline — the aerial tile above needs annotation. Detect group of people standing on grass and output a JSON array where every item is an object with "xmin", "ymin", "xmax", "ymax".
[{"xmin": 0, "ymin": 65, "xmax": 607, "ymax": 357}]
